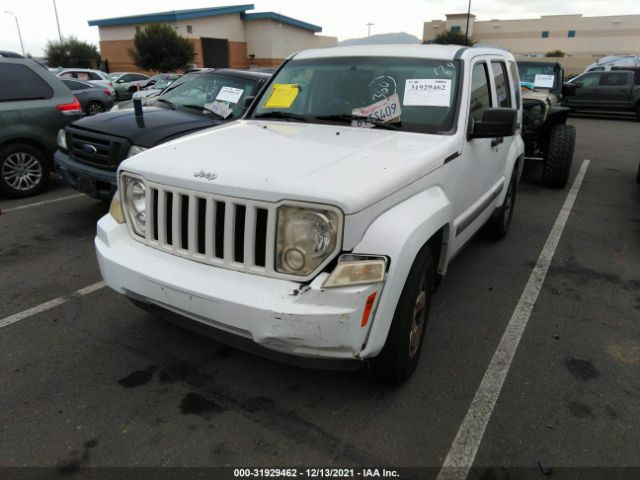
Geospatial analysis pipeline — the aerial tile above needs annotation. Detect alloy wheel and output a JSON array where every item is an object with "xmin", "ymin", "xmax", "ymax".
[{"xmin": 2, "ymin": 152, "xmax": 43, "ymax": 192}]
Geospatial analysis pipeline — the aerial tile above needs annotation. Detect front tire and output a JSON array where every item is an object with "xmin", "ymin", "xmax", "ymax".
[
  {"xmin": 371, "ymin": 245, "xmax": 435, "ymax": 384},
  {"xmin": 541, "ymin": 124, "xmax": 576, "ymax": 188},
  {"xmin": 0, "ymin": 143, "xmax": 50, "ymax": 198}
]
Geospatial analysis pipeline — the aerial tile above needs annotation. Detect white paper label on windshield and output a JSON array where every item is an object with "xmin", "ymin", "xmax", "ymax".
[
  {"xmin": 534, "ymin": 74, "xmax": 555, "ymax": 88},
  {"xmin": 403, "ymin": 79, "xmax": 452, "ymax": 107},
  {"xmin": 204, "ymin": 101, "xmax": 233, "ymax": 119},
  {"xmin": 215, "ymin": 86, "xmax": 244, "ymax": 104},
  {"xmin": 351, "ymin": 93, "xmax": 401, "ymax": 128}
]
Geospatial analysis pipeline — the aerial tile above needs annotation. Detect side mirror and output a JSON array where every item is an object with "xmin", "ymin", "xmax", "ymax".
[
  {"xmin": 563, "ymin": 83, "xmax": 579, "ymax": 96},
  {"xmin": 469, "ymin": 108, "xmax": 517, "ymax": 139},
  {"xmin": 242, "ymin": 95, "xmax": 256, "ymax": 110}
]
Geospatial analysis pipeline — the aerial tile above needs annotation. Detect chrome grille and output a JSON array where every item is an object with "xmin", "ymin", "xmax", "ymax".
[{"xmin": 141, "ymin": 183, "xmax": 276, "ymax": 275}]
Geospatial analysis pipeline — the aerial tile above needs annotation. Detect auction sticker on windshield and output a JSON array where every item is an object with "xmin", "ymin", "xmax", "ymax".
[
  {"xmin": 216, "ymin": 87, "xmax": 244, "ymax": 104},
  {"xmin": 351, "ymin": 93, "xmax": 401, "ymax": 127},
  {"xmin": 403, "ymin": 79, "xmax": 452, "ymax": 107},
  {"xmin": 204, "ymin": 101, "xmax": 233, "ymax": 119},
  {"xmin": 264, "ymin": 84, "xmax": 300, "ymax": 109},
  {"xmin": 534, "ymin": 74, "xmax": 555, "ymax": 88}
]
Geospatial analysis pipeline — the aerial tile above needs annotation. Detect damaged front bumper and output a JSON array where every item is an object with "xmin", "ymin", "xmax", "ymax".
[{"xmin": 95, "ymin": 214, "xmax": 384, "ymax": 364}]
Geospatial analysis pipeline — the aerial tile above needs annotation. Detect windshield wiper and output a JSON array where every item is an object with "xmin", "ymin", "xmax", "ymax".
[
  {"xmin": 156, "ymin": 98, "xmax": 174, "ymax": 109},
  {"xmin": 315, "ymin": 113, "xmax": 401, "ymax": 130},
  {"xmin": 253, "ymin": 111, "xmax": 309, "ymax": 123}
]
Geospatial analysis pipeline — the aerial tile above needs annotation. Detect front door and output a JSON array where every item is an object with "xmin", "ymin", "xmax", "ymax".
[{"xmin": 451, "ymin": 59, "xmax": 504, "ymax": 252}]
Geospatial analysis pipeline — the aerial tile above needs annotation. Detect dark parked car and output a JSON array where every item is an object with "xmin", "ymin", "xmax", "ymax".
[
  {"xmin": 55, "ymin": 69, "xmax": 270, "ymax": 200},
  {"xmin": 565, "ymin": 70, "xmax": 640, "ymax": 120},
  {"xmin": 61, "ymin": 79, "xmax": 114, "ymax": 115},
  {"xmin": 0, "ymin": 53, "xmax": 82, "ymax": 197}
]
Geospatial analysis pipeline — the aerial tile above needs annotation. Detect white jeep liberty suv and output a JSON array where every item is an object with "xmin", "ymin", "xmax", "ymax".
[{"xmin": 96, "ymin": 45, "xmax": 524, "ymax": 384}]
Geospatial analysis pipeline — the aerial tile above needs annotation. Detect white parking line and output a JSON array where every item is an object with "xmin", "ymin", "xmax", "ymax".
[
  {"xmin": 436, "ymin": 159, "xmax": 591, "ymax": 480},
  {"xmin": 0, "ymin": 281, "xmax": 106, "ymax": 330},
  {"xmin": 1, "ymin": 193, "xmax": 85, "ymax": 213}
]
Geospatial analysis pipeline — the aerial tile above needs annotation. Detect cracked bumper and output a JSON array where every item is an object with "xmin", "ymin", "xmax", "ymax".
[{"xmin": 95, "ymin": 214, "xmax": 384, "ymax": 361}]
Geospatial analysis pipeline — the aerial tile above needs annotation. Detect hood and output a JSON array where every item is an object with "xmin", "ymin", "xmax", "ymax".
[
  {"xmin": 121, "ymin": 120, "xmax": 457, "ymax": 214},
  {"xmin": 522, "ymin": 90, "xmax": 556, "ymax": 105},
  {"xmin": 71, "ymin": 107, "xmax": 224, "ymax": 147}
]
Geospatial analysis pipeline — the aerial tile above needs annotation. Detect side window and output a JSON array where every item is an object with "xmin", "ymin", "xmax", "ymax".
[
  {"xmin": 491, "ymin": 61, "xmax": 511, "ymax": 108},
  {"xmin": 578, "ymin": 73, "xmax": 600, "ymax": 87},
  {"xmin": 601, "ymin": 73, "xmax": 627, "ymax": 86},
  {"xmin": 62, "ymin": 79, "xmax": 88, "ymax": 91},
  {"xmin": 0, "ymin": 64, "xmax": 54, "ymax": 101},
  {"xmin": 60, "ymin": 72, "xmax": 75, "ymax": 78},
  {"xmin": 89, "ymin": 72, "xmax": 102, "ymax": 81},
  {"xmin": 132, "ymin": 74, "xmax": 148, "ymax": 81},
  {"xmin": 76, "ymin": 72, "xmax": 91, "ymax": 81},
  {"xmin": 508, "ymin": 61, "xmax": 521, "ymax": 108},
  {"xmin": 470, "ymin": 62, "xmax": 492, "ymax": 122},
  {"xmin": 118, "ymin": 74, "xmax": 132, "ymax": 83}
]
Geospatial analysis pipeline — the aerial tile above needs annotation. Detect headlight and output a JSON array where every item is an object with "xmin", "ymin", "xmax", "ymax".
[
  {"xmin": 127, "ymin": 145, "xmax": 147, "ymax": 158},
  {"xmin": 122, "ymin": 175, "xmax": 146, "ymax": 236},
  {"xmin": 57, "ymin": 129, "xmax": 67, "ymax": 150},
  {"xmin": 529, "ymin": 105, "xmax": 543, "ymax": 120},
  {"xmin": 276, "ymin": 205, "xmax": 340, "ymax": 276}
]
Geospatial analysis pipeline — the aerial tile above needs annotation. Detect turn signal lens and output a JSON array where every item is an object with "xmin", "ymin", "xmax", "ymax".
[
  {"xmin": 323, "ymin": 258, "xmax": 387, "ymax": 288},
  {"xmin": 109, "ymin": 192, "xmax": 126, "ymax": 224}
]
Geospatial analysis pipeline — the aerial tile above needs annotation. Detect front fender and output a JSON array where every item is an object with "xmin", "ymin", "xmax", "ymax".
[{"xmin": 352, "ymin": 186, "xmax": 452, "ymax": 358}]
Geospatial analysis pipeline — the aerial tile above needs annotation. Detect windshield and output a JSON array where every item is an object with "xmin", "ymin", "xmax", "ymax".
[
  {"xmin": 159, "ymin": 73, "xmax": 257, "ymax": 119},
  {"xmin": 517, "ymin": 63, "xmax": 559, "ymax": 89},
  {"xmin": 109, "ymin": 73, "xmax": 124, "ymax": 81},
  {"xmin": 251, "ymin": 56, "xmax": 461, "ymax": 134}
]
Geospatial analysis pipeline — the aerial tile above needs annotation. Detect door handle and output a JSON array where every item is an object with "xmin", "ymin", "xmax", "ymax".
[{"xmin": 491, "ymin": 137, "xmax": 504, "ymax": 147}]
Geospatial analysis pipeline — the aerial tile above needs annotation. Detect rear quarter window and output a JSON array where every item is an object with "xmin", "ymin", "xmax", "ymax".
[{"xmin": 0, "ymin": 63, "xmax": 54, "ymax": 101}]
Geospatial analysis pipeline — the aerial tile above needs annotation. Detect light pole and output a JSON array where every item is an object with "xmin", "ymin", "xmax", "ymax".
[
  {"xmin": 366, "ymin": 22, "xmax": 374, "ymax": 37},
  {"xmin": 464, "ymin": 0, "xmax": 472, "ymax": 45},
  {"xmin": 52, "ymin": 0, "xmax": 62, "ymax": 42},
  {"xmin": 4, "ymin": 11, "xmax": 25, "ymax": 56}
]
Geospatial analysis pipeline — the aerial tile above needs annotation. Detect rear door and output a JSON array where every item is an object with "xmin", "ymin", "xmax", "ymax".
[
  {"xmin": 489, "ymin": 60, "xmax": 516, "ymax": 174},
  {"xmin": 597, "ymin": 72, "xmax": 633, "ymax": 107}
]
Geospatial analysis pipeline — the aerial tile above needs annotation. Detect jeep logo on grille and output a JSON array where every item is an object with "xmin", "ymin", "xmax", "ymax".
[
  {"xmin": 194, "ymin": 170, "xmax": 218, "ymax": 181},
  {"xmin": 81, "ymin": 144, "xmax": 97, "ymax": 154}
]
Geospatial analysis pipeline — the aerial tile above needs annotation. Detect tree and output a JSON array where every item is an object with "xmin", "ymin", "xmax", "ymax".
[
  {"xmin": 429, "ymin": 30, "xmax": 474, "ymax": 46},
  {"xmin": 545, "ymin": 50, "xmax": 566, "ymax": 58},
  {"xmin": 129, "ymin": 24, "xmax": 195, "ymax": 72},
  {"xmin": 45, "ymin": 36, "xmax": 100, "ymax": 68}
]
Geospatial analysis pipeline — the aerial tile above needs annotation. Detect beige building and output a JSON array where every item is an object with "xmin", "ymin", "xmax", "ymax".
[
  {"xmin": 89, "ymin": 4, "xmax": 336, "ymax": 72},
  {"xmin": 423, "ymin": 13, "xmax": 640, "ymax": 73}
]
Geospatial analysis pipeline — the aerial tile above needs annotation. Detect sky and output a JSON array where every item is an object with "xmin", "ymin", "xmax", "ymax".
[{"xmin": 1, "ymin": 0, "xmax": 639, "ymax": 56}]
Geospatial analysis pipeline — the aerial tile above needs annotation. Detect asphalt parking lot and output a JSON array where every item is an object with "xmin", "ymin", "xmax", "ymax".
[{"xmin": 1, "ymin": 116, "xmax": 639, "ymax": 479}]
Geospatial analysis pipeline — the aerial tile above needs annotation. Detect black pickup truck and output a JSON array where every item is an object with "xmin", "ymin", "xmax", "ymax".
[
  {"xmin": 54, "ymin": 69, "xmax": 270, "ymax": 200},
  {"xmin": 564, "ymin": 70, "xmax": 640, "ymax": 120}
]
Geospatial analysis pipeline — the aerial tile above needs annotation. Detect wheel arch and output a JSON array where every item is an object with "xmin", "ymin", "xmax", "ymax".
[{"xmin": 352, "ymin": 187, "xmax": 452, "ymax": 359}]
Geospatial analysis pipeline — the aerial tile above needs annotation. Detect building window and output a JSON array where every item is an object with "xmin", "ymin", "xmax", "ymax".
[
  {"xmin": 187, "ymin": 25, "xmax": 193, "ymax": 33},
  {"xmin": 451, "ymin": 25, "xmax": 461, "ymax": 33},
  {"xmin": 541, "ymin": 31, "xmax": 549, "ymax": 38},
  {"xmin": 568, "ymin": 30, "xmax": 576, "ymax": 37}
]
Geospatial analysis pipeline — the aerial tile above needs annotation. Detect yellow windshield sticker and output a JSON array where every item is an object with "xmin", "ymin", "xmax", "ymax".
[{"xmin": 264, "ymin": 84, "xmax": 300, "ymax": 109}]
